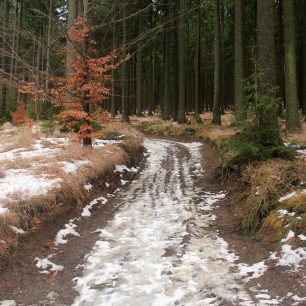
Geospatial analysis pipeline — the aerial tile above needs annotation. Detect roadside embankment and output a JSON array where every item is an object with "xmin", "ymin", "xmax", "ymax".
[{"xmin": 0, "ymin": 122, "xmax": 143, "ymax": 256}]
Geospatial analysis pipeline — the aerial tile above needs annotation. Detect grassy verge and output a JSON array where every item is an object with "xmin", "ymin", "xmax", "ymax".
[
  {"xmin": 0, "ymin": 122, "xmax": 143, "ymax": 256},
  {"xmin": 134, "ymin": 115, "xmax": 306, "ymax": 242}
]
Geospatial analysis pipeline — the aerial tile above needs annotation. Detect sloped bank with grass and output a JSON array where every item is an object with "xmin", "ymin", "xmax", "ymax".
[
  {"xmin": 135, "ymin": 115, "xmax": 306, "ymax": 246},
  {"xmin": 0, "ymin": 122, "xmax": 143, "ymax": 257}
]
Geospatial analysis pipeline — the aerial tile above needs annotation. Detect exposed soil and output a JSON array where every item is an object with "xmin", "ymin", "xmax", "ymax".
[{"xmin": 0, "ymin": 137, "xmax": 305, "ymax": 306}]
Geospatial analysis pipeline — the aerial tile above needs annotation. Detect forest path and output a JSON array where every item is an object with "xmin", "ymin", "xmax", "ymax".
[{"xmin": 0, "ymin": 138, "xmax": 305, "ymax": 306}]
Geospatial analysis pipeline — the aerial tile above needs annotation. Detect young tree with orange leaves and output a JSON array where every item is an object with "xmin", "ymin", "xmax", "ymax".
[{"xmin": 49, "ymin": 17, "xmax": 119, "ymax": 146}]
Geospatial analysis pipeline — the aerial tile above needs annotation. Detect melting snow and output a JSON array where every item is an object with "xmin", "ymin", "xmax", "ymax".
[
  {"xmin": 81, "ymin": 196, "xmax": 108, "ymax": 217},
  {"xmin": 55, "ymin": 219, "xmax": 80, "ymax": 245},
  {"xmin": 120, "ymin": 179, "xmax": 128, "ymax": 185},
  {"xmin": 279, "ymin": 192, "xmax": 296, "ymax": 203},
  {"xmin": 273, "ymin": 244, "xmax": 306, "ymax": 271},
  {"xmin": 0, "ymin": 169, "xmax": 61, "ymax": 202},
  {"xmin": 61, "ymin": 160, "xmax": 90, "ymax": 173},
  {"xmin": 237, "ymin": 261, "xmax": 268, "ymax": 282},
  {"xmin": 114, "ymin": 164, "xmax": 138, "ymax": 173},
  {"xmin": 35, "ymin": 255, "xmax": 64, "ymax": 273},
  {"xmin": 281, "ymin": 230, "xmax": 295, "ymax": 243},
  {"xmin": 9, "ymin": 226, "xmax": 26, "ymax": 234},
  {"xmin": 0, "ymin": 207, "xmax": 9, "ymax": 215},
  {"xmin": 298, "ymin": 234, "xmax": 306, "ymax": 241},
  {"xmin": 84, "ymin": 183, "xmax": 93, "ymax": 192},
  {"xmin": 92, "ymin": 139, "xmax": 121, "ymax": 148}
]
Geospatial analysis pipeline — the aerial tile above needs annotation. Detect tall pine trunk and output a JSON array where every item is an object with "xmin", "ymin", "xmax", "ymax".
[
  {"xmin": 0, "ymin": 0, "xmax": 10, "ymax": 118},
  {"xmin": 111, "ymin": 1, "xmax": 117, "ymax": 117},
  {"xmin": 212, "ymin": 0, "xmax": 221, "ymax": 124},
  {"xmin": 234, "ymin": 0, "xmax": 245, "ymax": 121},
  {"xmin": 66, "ymin": 0, "xmax": 77, "ymax": 79},
  {"xmin": 163, "ymin": 4, "xmax": 172, "ymax": 120},
  {"xmin": 302, "ymin": 0, "xmax": 306, "ymax": 116},
  {"xmin": 136, "ymin": 9, "xmax": 143, "ymax": 116},
  {"xmin": 121, "ymin": 2, "xmax": 129, "ymax": 122},
  {"xmin": 194, "ymin": 0, "xmax": 200, "ymax": 117},
  {"xmin": 284, "ymin": 0, "xmax": 300, "ymax": 132},
  {"xmin": 177, "ymin": 0, "xmax": 186, "ymax": 123},
  {"xmin": 46, "ymin": 0, "xmax": 52, "ymax": 90},
  {"xmin": 256, "ymin": 0, "xmax": 282, "ymax": 146}
]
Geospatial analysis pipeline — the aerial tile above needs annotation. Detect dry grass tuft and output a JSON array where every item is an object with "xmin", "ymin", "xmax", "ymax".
[
  {"xmin": 239, "ymin": 159, "xmax": 306, "ymax": 235},
  {"xmin": 136, "ymin": 120, "xmax": 236, "ymax": 143},
  {"xmin": 0, "ymin": 122, "xmax": 13, "ymax": 130},
  {"xmin": 1, "ymin": 127, "xmax": 37, "ymax": 152},
  {"xmin": 260, "ymin": 210, "xmax": 287, "ymax": 240}
]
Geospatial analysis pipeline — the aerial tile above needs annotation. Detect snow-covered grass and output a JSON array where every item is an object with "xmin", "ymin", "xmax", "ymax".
[{"xmin": 0, "ymin": 122, "xmax": 143, "ymax": 256}]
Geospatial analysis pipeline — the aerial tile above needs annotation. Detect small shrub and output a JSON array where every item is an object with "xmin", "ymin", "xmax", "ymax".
[
  {"xmin": 11, "ymin": 103, "xmax": 32, "ymax": 126},
  {"xmin": 41, "ymin": 118, "xmax": 58, "ymax": 135},
  {"xmin": 104, "ymin": 129, "xmax": 122, "ymax": 140},
  {"xmin": 184, "ymin": 127, "xmax": 196, "ymax": 135}
]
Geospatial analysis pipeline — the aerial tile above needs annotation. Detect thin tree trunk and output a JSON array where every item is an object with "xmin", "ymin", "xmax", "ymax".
[
  {"xmin": 194, "ymin": 0, "xmax": 200, "ymax": 116},
  {"xmin": 219, "ymin": 0, "xmax": 225, "ymax": 115},
  {"xmin": 121, "ymin": 2, "xmax": 129, "ymax": 122},
  {"xmin": 177, "ymin": 0, "xmax": 186, "ymax": 123},
  {"xmin": 111, "ymin": 1, "xmax": 117, "ymax": 117},
  {"xmin": 66, "ymin": 0, "xmax": 77, "ymax": 79},
  {"xmin": 284, "ymin": 0, "xmax": 300, "ymax": 132},
  {"xmin": 0, "ymin": 0, "xmax": 10, "ymax": 118},
  {"xmin": 212, "ymin": 0, "xmax": 221, "ymax": 124},
  {"xmin": 302, "ymin": 0, "xmax": 306, "ymax": 116},
  {"xmin": 46, "ymin": 0, "xmax": 52, "ymax": 90},
  {"xmin": 163, "ymin": 4, "xmax": 172, "ymax": 120},
  {"xmin": 234, "ymin": 0, "xmax": 245, "ymax": 121},
  {"xmin": 136, "ymin": 11, "xmax": 143, "ymax": 116}
]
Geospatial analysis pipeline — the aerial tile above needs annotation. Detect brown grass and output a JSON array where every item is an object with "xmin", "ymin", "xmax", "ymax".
[
  {"xmin": 238, "ymin": 159, "xmax": 306, "ymax": 237},
  {"xmin": 0, "ymin": 122, "xmax": 143, "ymax": 257},
  {"xmin": 1, "ymin": 127, "xmax": 37, "ymax": 152}
]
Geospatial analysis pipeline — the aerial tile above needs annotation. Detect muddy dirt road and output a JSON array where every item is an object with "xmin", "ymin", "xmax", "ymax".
[{"xmin": 0, "ymin": 138, "xmax": 305, "ymax": 305}]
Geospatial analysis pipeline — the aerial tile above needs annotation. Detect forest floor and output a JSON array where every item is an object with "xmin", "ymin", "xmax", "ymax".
[{"xmin": 0, "ymin": 135, "xmax": 305, "ymax": 305}]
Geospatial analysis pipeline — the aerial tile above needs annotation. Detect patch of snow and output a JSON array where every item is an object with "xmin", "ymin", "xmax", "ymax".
[
  {"xmin": 0, "ymin": 207, "xmax": 9, "ymax": 215},
  {"xmin": 0, "ymin": 169, "xmax": 61, "ymax": 201},
  {"xmin": 297, "ymin": 149, "xmax": 306, "ymax": 156},
  {"xmin": 9, "ymin": 226, "xmax": 26, "ymax": 234},
  {"xmin": 92, "ymin": 139, "xmax": 121, "ymax": 148},
  {"xmin": 61, "ymin": 160, "xmax": 90, "ymax": 173},
  {"xmin": 0, "ymin": 301, "xmax": 17, "ymax": 306},
  {"xmin": 281, "ymin": 230, "xmax": 295, "ymax": 243},
  {"xmin": 55, "ymin": 219, "xmax": 80, "ymax": 245},
  {"xmin": 292, "ymin": 294, "xmax": 306, "ymax": 305},
  {"xmin": 40, "ymin": 137, "xmax": 68, "ymax": 144},
  {"xmin": 237, "ymin": 261, "xmax": 268, "ymax": 282},
  {"xmin": 278, "ymin": 209, "xmax": 296, "ymax": 218},
  {"xmin": 84, "ymin": 183, "xmax": 93, "ymax": 192},
  {"xmin": 81, "ymin": 196, "xmax": 108, "ymax": 217},
  {"xmin": 274, "ymin": 244, "xmax": 306, "ymax": 271},
  {"xmin": 279, "ymin": 192, "xmax": 296, "ymax": 203},
  {"xmin": 105, "ymin": 182, "xmax": 110, "ymax": 188},
  {"xmin": 120, "ymin": 179, "xmax": 128, "ymax": 185},
  {"xmin": 35, "ymin": 255, "xmax": 64, "ymax": 273},
  {"xmin": 114, "ymin": 164, "xmax": 138, "ymax": 173},
  {"xmin": 298, "ymin": 234, "xmax": 306, "ymax": 241}
]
